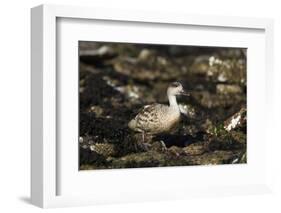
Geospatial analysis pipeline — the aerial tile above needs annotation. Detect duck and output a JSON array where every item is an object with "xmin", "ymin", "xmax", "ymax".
[{"xmin": 128, "ymin": 82, "xmax": 189, "ymax": 142}]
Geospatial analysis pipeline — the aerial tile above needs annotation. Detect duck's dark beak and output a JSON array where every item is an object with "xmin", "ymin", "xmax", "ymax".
[{"xmin": 180, "ymin": 90, "xmax": 190, "ymax": 96}]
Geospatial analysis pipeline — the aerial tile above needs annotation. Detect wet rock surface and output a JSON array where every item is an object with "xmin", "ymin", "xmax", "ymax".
[{"xmin": 79, "ymin": 41, "xmax": 247, "ymax": 170}]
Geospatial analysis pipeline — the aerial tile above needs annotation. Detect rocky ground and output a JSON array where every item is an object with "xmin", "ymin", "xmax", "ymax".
[{"xmin": 79, "ymin": 41, "xmax": 247, "ymax": 170}]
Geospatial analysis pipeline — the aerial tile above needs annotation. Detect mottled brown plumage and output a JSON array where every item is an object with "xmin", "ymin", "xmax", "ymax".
[{"xmin": 128, "ymin": 82, "xmax": 189, "ymax": 142}]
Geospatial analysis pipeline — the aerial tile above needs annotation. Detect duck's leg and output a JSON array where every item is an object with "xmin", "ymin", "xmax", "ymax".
[
  {"xmin": 140, "ymin": 131, "xmax": 152, "ymax": 151},
  {"xmin": 142, "ymin": 131, "xmax": 145, "ymax": 143}
]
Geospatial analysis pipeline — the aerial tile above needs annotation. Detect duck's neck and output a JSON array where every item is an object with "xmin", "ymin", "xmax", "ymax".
[{"xmin": 168, "ymin": 94, "xmax": 178, "ymax": 108}]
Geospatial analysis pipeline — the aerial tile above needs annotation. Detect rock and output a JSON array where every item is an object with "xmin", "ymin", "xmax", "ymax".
[
  {"xmin": 206, "ymin": 134, "xmax": 246, "ymax": 151},
  {"xmin": 114, "ymin": 85, "xmax": 141, "ymax": 100},
  {"xmin": 111, "ymin": 151, "xmax": 168, "ymax": 168},
  {"xmin": 183, "ymin": 142, "xmax": 206, "ymax": 155},
  {"xmin": 138, "ymin": 49, "xmax": 153, "ymax": 61},
  {"xmin": 224, "ymin": 107, "xmax": 246, "ymax": 131},
  {"xmin": 168, "ymin": 146, "xmax": 183, "ymax": 157},
  {"xmin": 179, "ymin": 104, "xmax": 197, "ymax": 118},
  {"xmin": 230, "ymin": 150, "xmax": 247, "ymax": 164},
  {"xmin": 239, "ymin": 152, "xmax": 247, "ymax": 163},
  {"xmin": 192, "ymin": 91, "xmax": 245, "ymax": 108},
  {"xmin": 78, "ymin": 43, "xmax": 247, "ymax": 170},
  {"xmin": 112, "ymin": 52, "xmax": 185, "ymax": 81},
  {"xmin": 88, "ymin": 105, "xmax": 104, "ymax": 116},
  {"xmin": 180, "ymin": 124, "xmax": 200, "ymax": 137},
  {"xmin": 189, "ymin": 55, "xmax": 246, "ymax": 85},
  {"xmin": 216, "ymin": 84, "xmax": 242, "ymax": 95},
  {"xmin": 202, "ymin": 119, "xmax": 214, "ymax": 134},
  {"xmin": 186, "ymin": 150, "xmax": 239, "ymax": 165},
  {"xmin": 109, "ymin": 149, "xmax": 241, "ymax": 168},
  {"xmin": 230, "ymin": 131, "xmax": 246, "ymax": 144},
  {"xmin": 79, "ymin": 146, "xmax": 107, "ymax": 167},
  {"xmin": 80, "ymin": 45, "xmax": 116, "ymax": 63},
  {"xmin": 90, "ymin": 143, "xmax": 118, "ymax": 157}
]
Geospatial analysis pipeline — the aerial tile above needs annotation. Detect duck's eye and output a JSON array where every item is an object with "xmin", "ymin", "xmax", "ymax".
[{"xmin": 171, "ymin": 82, "xmax": 181, "ymax": 88}]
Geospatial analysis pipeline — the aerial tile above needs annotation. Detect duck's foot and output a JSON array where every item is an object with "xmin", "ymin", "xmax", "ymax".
[
  {"xmin": 131, "ymin": 136, "xmax": 152, "ymax": 152},
  {"xmin": 147, "ymin": 140, "xmax": 168, "ymax": 152},
  {"xmin": 142, "ymin": 143, "xmax": 152, "ymax": 151}
]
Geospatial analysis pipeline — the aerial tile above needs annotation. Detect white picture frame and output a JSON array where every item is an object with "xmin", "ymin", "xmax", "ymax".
[{"xmin": 31, "ymin": 4, "xmax": 274, "ymax": 208}]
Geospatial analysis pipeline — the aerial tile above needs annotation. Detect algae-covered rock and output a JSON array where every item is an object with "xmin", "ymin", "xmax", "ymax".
[
  {"xmin": 224, "ymin": 107, "xmax": 246, "ymax": 131},
  {"xmin": 109, "ymin": 149, "xmax": 241, "ymax": 168},
  {"xmin": 90, "ymin": 143, "xmax": 118, "ymax": 157},
  {"xmin": 189, "ymin": 55, "xmax": 246, "ymax": 85},
  {"xmin": 80, "ymin": 45, "xmax": 117, "ymax": 64},
  {"xmin": 186, "ymin": 150, "xmax": 240, "ymax": 165},
  {"xmin": 183, "ymin": 142, "xmax": 206, "ymax": 155},
  {"xmin": 216, "ymin": 84, "xmax": 242, "ymax": 95},
  {"xmin": 111, "ymin": 151, "xmax": 168, "ymax": 168},
  {"xmin": 79, "ymin": 43, "xmax": 247, "ymax": 170},
  {"xmin": 192, "ymin": 91, "xmax": 245, "ymax": 109}
]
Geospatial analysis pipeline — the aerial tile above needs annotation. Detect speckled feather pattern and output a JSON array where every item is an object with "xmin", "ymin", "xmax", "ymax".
[{"xmin": 129, "ymin": 103, "xmax": 181, "ymax": 134}]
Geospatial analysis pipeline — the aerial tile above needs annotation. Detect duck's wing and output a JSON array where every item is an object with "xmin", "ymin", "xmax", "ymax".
[{"xmin": 134, "ymin": 104, "xmax": 168, "ymax": 132}]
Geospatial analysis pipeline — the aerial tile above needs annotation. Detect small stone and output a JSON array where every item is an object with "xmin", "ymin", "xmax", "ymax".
[
  {"xmin": 217, "ymin": 73, "xmax": 228, "ymax": 82},
  {"xmin": 138, "ymin": 49, "xmax": 152, "ymax": 61},
  {"xmin": 89, "ymin": 105, "xmax": 104, "ymax": 116},
  {"xmin": 157, "ymin": 56, "xmax": 168, "ymax": 65},
  {"xmin": 88, "ymin": 140, "xmax": 94, "ymax": 145},
  {"xmin": 115, "ymin": 85, "xmax": 140, "ymax": 99}
]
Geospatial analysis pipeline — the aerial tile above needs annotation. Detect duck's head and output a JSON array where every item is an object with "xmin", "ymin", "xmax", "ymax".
[{"xmin": 167, "ymin": 82, "xmax": 189, "ymax": 96}]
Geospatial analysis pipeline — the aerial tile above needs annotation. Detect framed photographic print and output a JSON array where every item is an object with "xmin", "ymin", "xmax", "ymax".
[{"xmin": 31, "ymin": 4, "xmax": 274, "ymax": 208}]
